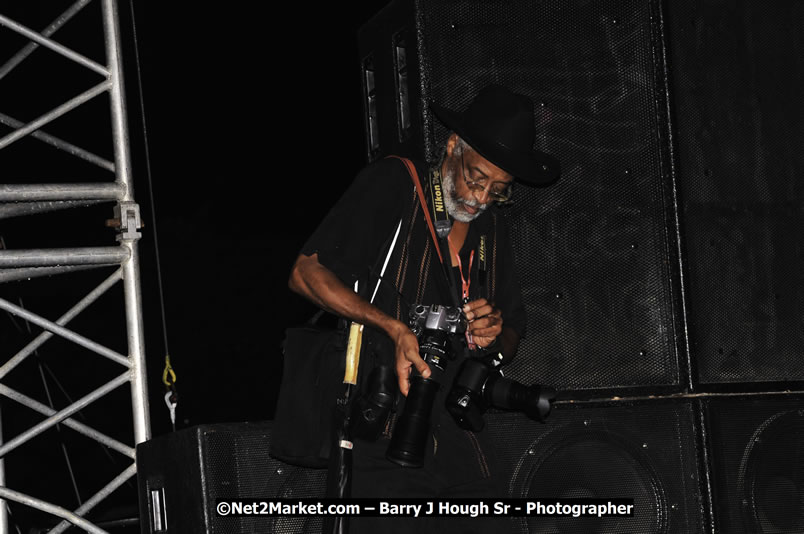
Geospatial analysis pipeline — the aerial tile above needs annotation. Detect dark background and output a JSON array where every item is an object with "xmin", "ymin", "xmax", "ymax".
[
  {"xmin": 0, "ymin": 1, "xmax": 387, "ymax": 529},
  {"xmin": 130, "ymin": 2, "xmax": 386, "ymax": 436}
]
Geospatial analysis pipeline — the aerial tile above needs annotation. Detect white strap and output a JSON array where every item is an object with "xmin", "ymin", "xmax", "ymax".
[{"xmin": 370, "ymin": 218, "xmax": 403, "ymax": 304}]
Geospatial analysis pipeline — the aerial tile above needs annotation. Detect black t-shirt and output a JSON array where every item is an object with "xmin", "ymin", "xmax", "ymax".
[{"xmin": 300, "ymin": 156, "xmax": 526, "ymax": 340}]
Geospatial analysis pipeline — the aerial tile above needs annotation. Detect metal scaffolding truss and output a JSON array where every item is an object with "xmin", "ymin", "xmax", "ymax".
[{"xmin": 0, "ymin": 1, "xmax": 150, "ymax": 532}]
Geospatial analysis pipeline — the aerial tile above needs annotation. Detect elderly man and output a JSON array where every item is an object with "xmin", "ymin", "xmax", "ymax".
[{"xmin": 288, "ymin": 84, "xmax": 559, "ymax": 533}]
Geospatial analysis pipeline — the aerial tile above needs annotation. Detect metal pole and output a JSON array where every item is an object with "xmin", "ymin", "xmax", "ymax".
[
  {"xmin": 0, "ymin": 183, "xmax": 123, "ymax": 202},
  {"xmin": 0, "ymin": 266, "xmax": 103, "ymax": 283},
  {"xmin": 0, "ymin": 201, "xmax": 107, "ymax": 221},
  {"xmin": 102, "ymin": 0, "xmax": 151, "ymax": 443},
  {"xmin": 0, "ymin": 488, "xmax": 108, "ymax": 534},
  {"xmin": 0, "ymin": 247, "xmax": 129, "ymax": 267}
]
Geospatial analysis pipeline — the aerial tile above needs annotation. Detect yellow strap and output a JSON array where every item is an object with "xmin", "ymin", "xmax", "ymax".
[
  {"xmin": 162, "ymin": 354, "xmax": 177, "ymax": 387},
  {"xmin": 343, "ymin": 322, "xmax": 363, "ymax": 385}
]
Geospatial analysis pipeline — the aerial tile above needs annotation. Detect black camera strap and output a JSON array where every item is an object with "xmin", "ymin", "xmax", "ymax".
[
  {"xmin": 427, "ymin": 165, "xmax": 465, "ymax": 307},
  {"xmin": 478, "ymin": 234, "xmax": 488, "ymax": 296}
]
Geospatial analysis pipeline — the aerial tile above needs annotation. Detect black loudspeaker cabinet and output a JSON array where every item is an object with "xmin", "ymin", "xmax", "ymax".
[
  {"xmin": 359, "ymin": 0, "xmax": 686, "ymax": 395},
  {"xmin": 136, "ymin": 421, "xmax": 326, "ymax": 534},
  {"xmin": 486, "ymin": 403, "xmax": 707, "ymax": 534},
  {"xmin": 703, "ymin": 395, "xmax": 804, "ymax": 534},
  {"xmin": 358, "ymin": 0, "xmax": 804, "ymax": 395}
]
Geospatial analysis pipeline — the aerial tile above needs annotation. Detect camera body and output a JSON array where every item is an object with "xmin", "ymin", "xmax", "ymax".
[
  {"xmin": 446, "ymin": 353, "xmax": 555, "ymax": 433},
  {"xmin": 385, "ymin": 302, "xmax": 556, "ymax": 468},
  {"xmin": 385, "ymin": 304, "xmax": 466, "ymax": 468}
]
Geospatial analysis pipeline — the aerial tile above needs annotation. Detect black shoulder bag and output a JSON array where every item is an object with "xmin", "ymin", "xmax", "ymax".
[{"xmin": 271, "ymin": 218, "xmax": 405, "ymax": 468}]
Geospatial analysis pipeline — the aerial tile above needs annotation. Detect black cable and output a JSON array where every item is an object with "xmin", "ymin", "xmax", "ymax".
[{"xmin": 126, "ymin": 0, "xmax": 172, "ymax": 367}]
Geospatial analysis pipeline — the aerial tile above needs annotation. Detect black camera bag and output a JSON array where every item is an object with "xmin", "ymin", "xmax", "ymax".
[{"xmin": 270, "ymin": 311, "xmax": 347, "ymax": 468}]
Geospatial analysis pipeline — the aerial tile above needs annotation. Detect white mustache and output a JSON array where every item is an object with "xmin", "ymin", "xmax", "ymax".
[{"xmin": 460, "ymin": 197, "xmax": 487, "ymax": 210}]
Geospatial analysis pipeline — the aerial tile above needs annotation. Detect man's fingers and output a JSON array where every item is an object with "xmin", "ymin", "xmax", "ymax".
[
  {"xmin": 463, "ymin": 299, "xmax": 498, "ymax": 321},
  {"xmin": 470, "ymin": 325, "xmax": 502, "ymax": 338},
  {"xmin": 396, "ymin": 348, "xmax": 430, "ymax": 397},
  {"xmin": 414, "ymin": 357, "xmax": 431, "ymax": 379}
]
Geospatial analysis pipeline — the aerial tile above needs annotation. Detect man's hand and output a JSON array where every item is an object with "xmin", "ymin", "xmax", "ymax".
[
  {"xmin": 389, "ymin": 321, "xmax": 430, "ymax": 396},
  {"xmin": 463, "ymin": 299, "xmax": 503, "ymax": 348}
]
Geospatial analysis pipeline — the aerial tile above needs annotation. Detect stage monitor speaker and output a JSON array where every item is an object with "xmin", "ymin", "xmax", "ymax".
[
  {"xmin": 136, "ymin": 421, "xmax": 326, "ymax": 534},
  {"xmin": 486, "ymin": 403, "xmax": 706, "ymax": 534},
  {"xmin": 359, "ymin": 0, "xmax": 685, "ymax": 394}
]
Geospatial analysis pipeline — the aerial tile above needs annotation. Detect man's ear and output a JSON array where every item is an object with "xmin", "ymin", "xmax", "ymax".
[{"xmin": 445, "ymin": 133, "xmax": 459, "ymax": 157}]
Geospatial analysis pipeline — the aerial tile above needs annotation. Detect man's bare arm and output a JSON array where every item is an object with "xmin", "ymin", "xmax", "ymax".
[{"xmin": 288, "ymin": 252, "xmax": 430, "ymax": 395}]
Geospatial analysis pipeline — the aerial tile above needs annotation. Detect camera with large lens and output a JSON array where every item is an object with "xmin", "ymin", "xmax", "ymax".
[
  {"xmin": 386, "ymin": 303, "xmax": 557, "ymax": 468},
  {"xmin": 446, "ymin": 353, "xmax": 556, "ymax": 432},
  {"xmin": 386, "ymin": 304, "xmax": 465, "ymax": 468}
]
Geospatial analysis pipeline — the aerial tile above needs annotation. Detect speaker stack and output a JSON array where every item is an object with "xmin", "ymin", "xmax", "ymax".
[
  {"xmin": 136, "ymin": 422, "xmax": 326, "ymax": 534},
  {"xmin": 355, "ymin": 0, "xmax": 804, "ymax": 533}
]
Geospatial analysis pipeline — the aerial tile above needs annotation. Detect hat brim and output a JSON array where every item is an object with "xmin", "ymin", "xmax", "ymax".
[{"xmin": 431, "ymin": 102, "xmax": 561, "ymax": 186}]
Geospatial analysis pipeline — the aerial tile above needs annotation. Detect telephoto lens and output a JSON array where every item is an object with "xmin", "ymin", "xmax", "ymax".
[
  {"xmin": 446, "ymin": 354, "xmax": 557, "ymax": 430},
  {"xmin": 386, "ymin": 329, "xmax": 449, "ymax": 467},
  {"xmin": 485, "ymin": 374, "xmax": 556, "ymax": 422}
]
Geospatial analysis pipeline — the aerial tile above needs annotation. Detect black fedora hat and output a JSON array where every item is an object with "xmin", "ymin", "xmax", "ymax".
[{"xmin": 430, "ymin": 84, "xmax": 560, "ymax": 186}]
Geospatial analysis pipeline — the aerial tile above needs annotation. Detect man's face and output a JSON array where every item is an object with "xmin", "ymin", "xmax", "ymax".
[{"xmin": 442, "ymin": 141, "xmax": 514, "ymax": 223}]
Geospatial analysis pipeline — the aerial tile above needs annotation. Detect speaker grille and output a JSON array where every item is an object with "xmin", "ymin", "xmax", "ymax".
[
  {"xmin": 486, "ymin": 403, "xmax": 705, "ymax": 533},
  {"xmin": 201, "ymin": 426, "xmax": 326, "ymax": 534},
  {"xmin": 416, "ymin": 0, "xmax": 682, "ymax": 391},
  {"xmin": 665, "ymin": 0, "xmax": 804, "ymax": 384},
  {"xmin": 705, "ymin": 396, "xmax": 804, "ymax": 533}
]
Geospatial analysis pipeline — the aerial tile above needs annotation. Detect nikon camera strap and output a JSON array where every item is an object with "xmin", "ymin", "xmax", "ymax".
[{"xmin": 387, "ymin": 156, "xmax": 463, "ymax": 308}]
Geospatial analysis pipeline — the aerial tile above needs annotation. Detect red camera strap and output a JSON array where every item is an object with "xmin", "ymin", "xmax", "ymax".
[{"xmin": 387, "ymin": 156, "xmax": 445, "ymax": 265}]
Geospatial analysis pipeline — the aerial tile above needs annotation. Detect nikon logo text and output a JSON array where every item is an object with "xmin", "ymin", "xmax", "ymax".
[{"xmin": 433, "ymin": 184, "xmax": 445, "ymax": 213}]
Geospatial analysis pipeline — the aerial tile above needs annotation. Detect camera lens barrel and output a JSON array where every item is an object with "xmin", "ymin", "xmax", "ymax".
[
  {"xmin": 386, "ymin": 375, "xmax": 440, "ymax": 467},
  {"xmin": 485, "ymin": 375, "xmax": 556, "ymax": 422},
  {"xmin": 386, "ymin": 327, "xmax": 451, "ymax": 468},
  {"xmin": 446, "ymin": 358, "xmax": 492, "ymax": 432}
]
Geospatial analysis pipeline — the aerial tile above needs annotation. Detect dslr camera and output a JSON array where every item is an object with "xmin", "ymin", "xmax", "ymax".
[{"xmin": 386, "ymin": 304, "xmax": 556, "ymax": 468}]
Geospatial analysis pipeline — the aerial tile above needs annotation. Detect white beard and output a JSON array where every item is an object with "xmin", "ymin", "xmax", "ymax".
[{"xmin": 442, "ymin": 165, "xmax": 487, "ymax": 223}]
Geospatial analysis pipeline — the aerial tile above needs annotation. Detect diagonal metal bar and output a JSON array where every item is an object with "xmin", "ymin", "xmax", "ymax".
[
  {"xmin": 0, "ymin": 372, "xmax": 130, "ymax": 459},
  {"xmin": 0, "ymin": 81, "xmax": 111, "ymax": 150},
  {"xmin": 0, "ymin": 297, "xmax": 130, "ymax": 368},
  {"xmin": 0, "ymin": 0, "xmax": 94, "ymax": 81},
  {"xmin": 49, "ymin": 463, "xmax": 137, "ymax": 534},
  {"xmin": 0, "ymin": 384, "xmax": 135, "ymax": 459},
  {"xmin": 0, "ymin": 111, "xmax": 114, "ymax": 171},
  {"xmin": 0, "ymin": 183, "xmax": 123, "ymax": 202},
  {"xmin": 0, "ymin": 486, "xmax": 108, "ymax": 534},
  {"xmin": 0, "ymin": 247, "xmax": 129, "ymax": 267},
  {"xmin": 0, "ymin": 13, "xmax": 108, "ymax": 76},
  {"xmin": 0, "ymin": 268, "xmax": 122, "ymax": 379}
]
